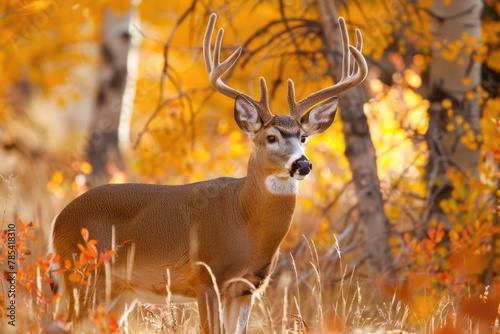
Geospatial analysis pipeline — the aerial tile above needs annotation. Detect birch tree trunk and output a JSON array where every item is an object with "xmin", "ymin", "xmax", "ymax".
[
  {"xmin": 87, "ymin": 6, "xmax": 139, "ymax": 187},
  {"xmin": 316, "ymin": 0, "xmax": 395, "ymax": 279},
  {"xmin": 424, "ymin": 0, "xmax": 483, "ymax": 232}
]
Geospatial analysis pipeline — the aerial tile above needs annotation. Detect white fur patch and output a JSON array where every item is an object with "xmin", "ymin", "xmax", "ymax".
[
  {"xmin": 47, "ymin": 215, "xmax": 59, "ymax": 282},
  {"xmin": 47, "ymin": 215, "xmax": 57, "ymax": 256},
  {"xmin": 265, "ymin": 176, "xmax": 298, "ymax": 195}
]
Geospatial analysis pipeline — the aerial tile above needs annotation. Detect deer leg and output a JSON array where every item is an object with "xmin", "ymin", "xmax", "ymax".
[
  {"xmin": 197, "ymin": 286, "xmax": 222, "ymax": 334},
  {"xmin": 223, "ymin": 294, "xmax": 253, "ymax": 334}
]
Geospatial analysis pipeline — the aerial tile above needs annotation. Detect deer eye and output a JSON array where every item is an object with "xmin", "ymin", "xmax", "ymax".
[
  {"xmin": 301, "ymin": 136, "xmax": 307, "ymax": 143},
  {"xmin": 267, "ymin": 135, "xmax": 277, "ymax": 143}
]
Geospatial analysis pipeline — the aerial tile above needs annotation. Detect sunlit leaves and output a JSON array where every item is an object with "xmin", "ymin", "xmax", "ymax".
[
  {"xmin": 90, "ymin": 305, "xmax": 120, "ymax": 332},
  {"xmin": 60, "ymin": 228, "xmax": 115, "ymax": 286},
  {"xmin": 0, "ymin": 220, "xmax": 64, "ymax": 325}
]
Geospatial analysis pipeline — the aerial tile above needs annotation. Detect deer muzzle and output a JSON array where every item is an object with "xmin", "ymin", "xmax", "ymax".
[{"xmin": 291, "ymin": 156, "xmax": 312, "ymax": 178}]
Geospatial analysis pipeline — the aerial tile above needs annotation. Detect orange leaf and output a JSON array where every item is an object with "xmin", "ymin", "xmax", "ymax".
[
  {"xmin": 86, "ymin": 243, "xmax": 98, "ymax": 258},
  {"xmin": 18, "ymin": 220, "xmax": 26, "ymax": 230},
  {"xmin": 81, "ymin": 228, "xmax": 89, "ymax": 243},
  {"xmin": 109, "ymin": 315, "xmax": 120, "ymax": 331},
  {"xmin": 77, "ymin": 243, "xmax": 86, "ymax": 253},
  {"xmin": 79, "ymin": 253, "xmax": 88, "ymax": 266},
  {"xmin": 68, "ymin": 272, "xmax": 82, "ymax": 283},
  {"xmin": 427, "ymin": 227, "xmax": 436, "ymax": 239},
  {"xmin": 64, "ymin": 260, "xmax": 72, "ymax": 269},
  {"xmin": 25, "ymin": 281, "xmax": 34, "ymax": 291},
  {"xmin": 87, "ymin": 239, "xmax": 98, "ymax": 246},
  {"xmin": 403, "ymin": 232, "xmax": 411, "ymax": 247},
  {"xmin": 435, "ymin": 223, "xmax": 445, "ymax": 243},
  {"xmin": 50, "ymin": 294, "xmax": 62, "ymax": 303}
]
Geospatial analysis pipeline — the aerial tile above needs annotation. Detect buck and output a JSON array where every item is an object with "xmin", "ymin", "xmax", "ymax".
[{"xmin": 49, "ymin": 13, "xmax": 367, "ymax": 333}]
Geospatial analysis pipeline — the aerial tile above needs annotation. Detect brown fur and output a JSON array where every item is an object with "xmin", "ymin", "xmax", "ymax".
[{"xmin": 52, "ymin": 146, "xmax": 297, "ymax": 333}]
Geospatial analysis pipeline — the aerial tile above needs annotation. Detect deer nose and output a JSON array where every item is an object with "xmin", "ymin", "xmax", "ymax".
[{"xmin": 291, "ymin": 156, "xmax": 312, "ymax": 176}]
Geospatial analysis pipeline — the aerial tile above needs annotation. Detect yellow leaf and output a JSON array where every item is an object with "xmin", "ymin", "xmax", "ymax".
[
  {"xmin": 80, "ymin": 162, "xmax": 92, "ymax": 174},
  {"xmin": 51, "ymin": 171, "xmax": 64, "ymax": 184},
  {"xmin": 441, "ymin": 99, "xmax": 452, "ymax": 109},
  {"xmin": 487, "ymin": 50, "xmax": 500, "ymax": 73},
  {"xmin": 465, "ymin": 91, "xmax": 476, "ymax": 100},
  {"xmin": 404, "ymin": 69, "xmax": 421, "ymax": 88}
]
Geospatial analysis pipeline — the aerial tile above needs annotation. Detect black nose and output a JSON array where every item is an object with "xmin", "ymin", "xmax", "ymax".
[{"xmin": 291, "ymin": 156, "xmax": 312, "ymax": 176}]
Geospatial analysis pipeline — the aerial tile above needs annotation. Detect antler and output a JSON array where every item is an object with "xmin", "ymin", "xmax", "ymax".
[
  {"xmin": 203, "ymin": 14, "xmax": 273, "ymax": 124},
  {"xmin": 287, "ymin": 17, "xmax": 368, "ymax": 120}
]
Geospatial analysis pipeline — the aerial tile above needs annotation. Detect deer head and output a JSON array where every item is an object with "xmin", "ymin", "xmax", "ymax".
[{"xmin": 203, "ymin": 14, "xmax": 367, "ymax": 189}]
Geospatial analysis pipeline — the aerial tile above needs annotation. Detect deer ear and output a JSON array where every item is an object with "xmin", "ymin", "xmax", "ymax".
[
  {"xmin": 234, "ymin": 95, "xmax": 264, "ymax": 135},
  {"xmin": 300, "ymin": 97, "xmax": 338, "ymax": 137}
]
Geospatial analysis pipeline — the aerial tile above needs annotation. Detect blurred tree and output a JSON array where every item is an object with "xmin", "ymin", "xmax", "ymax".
[
  {"xmin": 316, "ymin": 0, "xmax": 395, "ymax": 279},
  {"xmin": 87, "ymin": 4, "xmax": 139, "ymax": 186},
  {"xmin": 423, "ymin": 0, "xmax": 483, "ymax": 232},
  {"xmin": 481, "ymin": 0, "xmax": 500, "ymax": 286}
]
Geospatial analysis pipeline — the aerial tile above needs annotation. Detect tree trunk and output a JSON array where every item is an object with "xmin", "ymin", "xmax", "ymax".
[
  {"xmin": 423, "ymin": 0, "xmax": 483, "ymax": 233},
  {"xmin": 316, "ymin": 0, "xmax": 396, "ymax": 280},
  {"xmin": 87, "ymin": 6, "xmax": 139, "ymax": 187}
]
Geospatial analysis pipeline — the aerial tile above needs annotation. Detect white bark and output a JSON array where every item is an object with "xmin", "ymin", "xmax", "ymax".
[
  {"xmin": 429, "ymin": 1, "xmax": 482, "ymax": 95},
  {"xmin": 425, "ymin": 0, "xmax": 483, "ymax": 227},
  {"xmin": 118, "ymin": 2, "xmax": 141, "ymax": 151},
  {"xmin": 87, "ymin": 6, "xmax": 139, "ymax": 186}
]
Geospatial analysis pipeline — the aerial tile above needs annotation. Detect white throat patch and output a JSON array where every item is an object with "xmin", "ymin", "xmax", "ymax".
[{"xmin": 265, "ymin": 176, "xmax": 299, "ymax": 195}]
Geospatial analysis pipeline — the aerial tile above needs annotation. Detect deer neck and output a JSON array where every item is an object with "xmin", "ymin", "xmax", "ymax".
[{"xmin": 239, "ymin": 153, "xmax": 298, "ymax": 241}]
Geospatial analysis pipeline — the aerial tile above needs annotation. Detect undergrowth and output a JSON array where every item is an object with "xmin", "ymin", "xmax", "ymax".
[{"xmin": 0, "ymin": 213, "xmax": 497, "ymax": 333}]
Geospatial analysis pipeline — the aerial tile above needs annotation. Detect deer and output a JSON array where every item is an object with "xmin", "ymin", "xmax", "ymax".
[{"xmin": 49, "ymin": 13, "xmax": 367, "ymax": 333}]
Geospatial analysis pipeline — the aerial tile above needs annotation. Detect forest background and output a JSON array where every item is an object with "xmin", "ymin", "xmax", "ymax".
[{"xmin": 0, "ymin": 0, "xmax": 500, "ymax": 332}]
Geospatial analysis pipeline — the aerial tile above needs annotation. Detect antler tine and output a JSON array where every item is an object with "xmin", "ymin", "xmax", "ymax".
[
  {"xmin": 203, "ymin": 13, "xmax": 273, "ymax": 124},
  {"xmin": 287, "ymin": 79, "xmax": 298, "ymax": 118},
  {"xmin": 288, "ymin": 16, "xmax": 368, "ymax": 121},
  {"xmin": 350, "ymin": 28, "xmax": 363, "ymax": 76},
  {"xmin": 203, "ymin": 14, "xmax": 217, "ymax": 74},
  {"xmin": 339, "ymin": 17, "xmax": 350, "ymax": 81}
]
